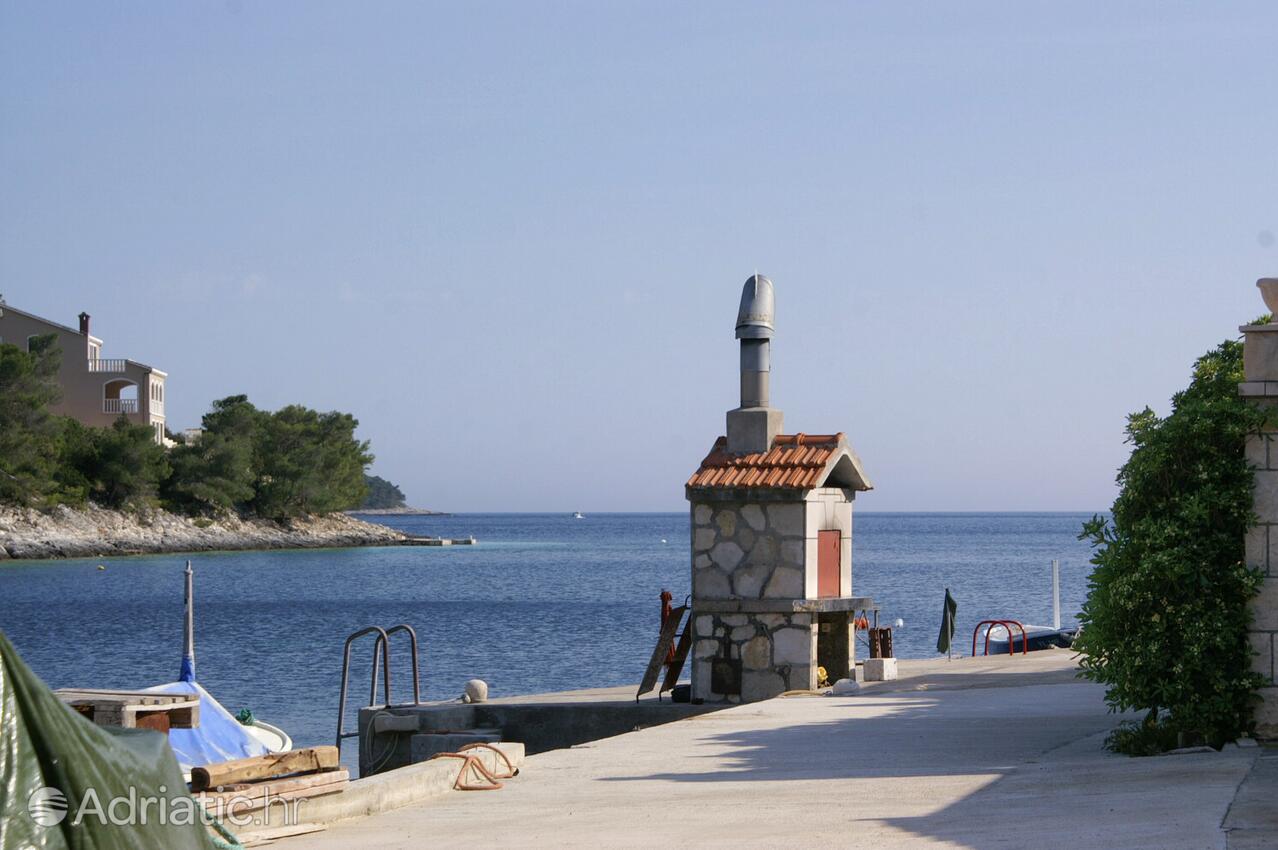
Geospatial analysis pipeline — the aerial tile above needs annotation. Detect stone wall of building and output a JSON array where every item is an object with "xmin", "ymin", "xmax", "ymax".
[
  {"xmin": 691, "ymin": 499, "xmax": 807, "ymax": 601},
  {"xmin": 1245, "ymin": 426, "xmax": 1278, "ymax": 737},
  {"xmin": 1240, "ymin": 322, "xmax": 1278, "ymax": 737},
  {"xmin": 690, "ymin": 610, "xmax": 816, "ymax": 702}
]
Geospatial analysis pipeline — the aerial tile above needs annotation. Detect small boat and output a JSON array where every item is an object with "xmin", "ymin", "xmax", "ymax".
[
  {"xmin": 983, "ymin": 623, "xmax": 1078, "ymax": 654},
  {"xmin": 572, "ymin": 511, "xmax": 584, "ymax": 519},
  {"xmin": 975, "ymin": 561, "xmax": 1078, "ymax": 655},
  {"xmin": 145, "ymin": 562, "xmax": 292, "ymax": 774}
]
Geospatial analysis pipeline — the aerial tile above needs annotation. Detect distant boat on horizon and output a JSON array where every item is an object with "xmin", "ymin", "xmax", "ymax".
[{"xmin": 572, "ymin": 511, "xmax": 584, "ymax": 519}]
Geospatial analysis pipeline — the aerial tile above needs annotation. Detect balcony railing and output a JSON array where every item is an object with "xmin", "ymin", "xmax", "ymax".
[
  {"xmin": 88, "ymin": 359, "xmax": 127, "ymax": 373},
  {"xmin": 104, "ymin": 398, "xmax": 139, "ymax": 414}
]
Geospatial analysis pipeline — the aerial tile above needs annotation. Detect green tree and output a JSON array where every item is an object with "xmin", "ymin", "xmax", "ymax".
[
  {"xmin": 252, "ymin": 405, "xmax": 372, "ymax": 518},
  {"xmin": 1076, "ymin": 335, "xmax": 1266, "ymax": 751},
  {"xmin": 0, "ymin": 335, "xmax": 62, "ymax": 505},
  {"xmin": 51, "ymin": 418, "xmax": 96, "ymax": 505},
  {"xmin": 360, "ymin": 475, "xmax": 407, "ymax": 509},
  {"xmin": 76, "ymin": 418, "xmax": 171, "ymax": 508},
  {"xmin": 164, "ymin": 395, "xmax": 262, "ymax": 512}
]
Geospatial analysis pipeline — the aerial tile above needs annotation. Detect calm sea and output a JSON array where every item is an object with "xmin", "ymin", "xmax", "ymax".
[{"xmin": 0, "ymin": 512, "xmax": 1098, "ymax": 753}]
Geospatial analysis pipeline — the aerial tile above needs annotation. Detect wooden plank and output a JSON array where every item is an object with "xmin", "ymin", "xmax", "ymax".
[
  {"xmin": 190, "ymin": 746, "xmax": 340, "ymax": 791},
  {"xmin": 197, "ymin": 780, "xmax": 347, "ymax": 815},
  {"xmin": 196, "ymin": 770, "xmax": 350, "ymax": 808},
  {"xmin": 636, "ymin": 605, "xmax": 686, "ymax": 699},
  {"xmin": 660, "ymin": 620, "xmax": 693, "ymax": 695},
  {"xmin": 56, "ymin": 689, "xmax": 196, "ymax": 706},
  {"xmin": 239, "ymin": 824, "xmax": 328, "ymax": 848}
]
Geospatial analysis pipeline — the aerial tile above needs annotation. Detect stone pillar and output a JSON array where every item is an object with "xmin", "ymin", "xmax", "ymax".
[{"xmin": 1240, "ymin": 316, "xmax": 1278, "ymax": 738}]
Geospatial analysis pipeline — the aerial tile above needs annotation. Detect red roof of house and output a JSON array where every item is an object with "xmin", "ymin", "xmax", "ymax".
[{"xmin": 686, "ymin": 433, "xmax": 871, "ymax": 491}]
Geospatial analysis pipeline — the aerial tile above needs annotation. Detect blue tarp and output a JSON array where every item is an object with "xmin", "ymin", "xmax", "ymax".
[{"xmin": 143, "ymin": 681, "xmax": 270, "ymax": 772}]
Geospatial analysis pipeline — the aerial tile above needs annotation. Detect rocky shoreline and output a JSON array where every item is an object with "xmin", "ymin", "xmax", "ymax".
[{"xmin": 0, "ymin": 504, "xmax": 417, "ymax": 561}]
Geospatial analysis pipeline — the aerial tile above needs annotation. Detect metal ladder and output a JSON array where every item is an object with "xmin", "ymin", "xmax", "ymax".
[{"xmin": 335, "ymin": 624, "xmax": 423, "ymax": 756}]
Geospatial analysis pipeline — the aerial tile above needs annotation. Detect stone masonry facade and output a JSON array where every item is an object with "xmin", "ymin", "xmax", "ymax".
[
  {"xmin": 1241, "ymin": 320, "xmax": 1278, "ymax": 737},
  {"xmin": 1237, "ymin": 313, "xmax": 1278, "ymax": 736},
  {"xmin": 691, "ymin": 609, "xmax": 816, "ymax": 702},
  {"xmin": 1245, "ymin": 427, "xmax": 1278, "ymax": 736},
  {"xmin": 688, "ymin": 489, "xmax": 857, "ymax": 703}
]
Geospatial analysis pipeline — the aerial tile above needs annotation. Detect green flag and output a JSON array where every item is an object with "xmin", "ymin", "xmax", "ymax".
[{"xmin": 936, "ymin": 588, "xmax": 958, "ymax": 655}]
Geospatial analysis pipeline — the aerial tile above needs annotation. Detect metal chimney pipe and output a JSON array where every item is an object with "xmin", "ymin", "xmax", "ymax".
[
  {"xmin": 735, "ymin": 274, "xmax": 775, "ymax": 409},
  {"xmin": 726, "ymin": 274, "xmax": 783, "ymax": 454}
]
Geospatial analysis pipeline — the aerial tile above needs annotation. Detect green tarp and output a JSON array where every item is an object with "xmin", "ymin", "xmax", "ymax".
[{"xmin": 0, "ymin": 630, "xmax": 217, "ymax": 850}]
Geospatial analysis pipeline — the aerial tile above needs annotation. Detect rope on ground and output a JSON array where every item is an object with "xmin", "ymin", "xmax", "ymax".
[
  {"xmin": 456, "ymin": 742, "xmax": 519, "ymax": 778},
  {"xmin": 429, "ymin": 752, "xmax": 503, "ymax": 790},
  {"xmin": 207, "ymin": 816, "xmax": 245, "ymax": 850},
  {"xmin": 429, "ymin": 744, "xmax": 518, "ymax": 790}
]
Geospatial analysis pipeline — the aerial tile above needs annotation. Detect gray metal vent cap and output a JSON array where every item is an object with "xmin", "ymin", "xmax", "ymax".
[{"xmin": 735, "ymin": 274, "xmax": 775, "ymax": 339}]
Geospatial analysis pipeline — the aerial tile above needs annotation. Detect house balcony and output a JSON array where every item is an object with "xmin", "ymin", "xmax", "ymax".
[
  {"xmin": 88, "ymin": 358, "xmax": 128, "ymax": 373},
  {"xmin": 104, "ymin": 398, "xmax": 139, "ymax": 414}
]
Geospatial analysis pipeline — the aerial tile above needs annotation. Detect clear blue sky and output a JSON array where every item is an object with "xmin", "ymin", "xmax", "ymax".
[{"xmin": 2, "ymin": 2, "xmax": 1275, "ymax": 511}]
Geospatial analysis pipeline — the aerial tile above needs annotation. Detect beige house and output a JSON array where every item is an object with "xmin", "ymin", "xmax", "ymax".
[{"xmin": 0, "ymin": 298, "xmax": 168, "ymax": 444}]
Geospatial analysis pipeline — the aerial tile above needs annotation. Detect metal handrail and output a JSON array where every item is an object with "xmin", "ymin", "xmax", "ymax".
[
  {"xmin": 335, "ymin": 626, "xmax": 391, "ymax": 754},
  {"xmin": 371, "ymin": 624, "xmax": 423, "ymax": 707},
  {"xmin": 334, "ymin": 624, "xmax": 424, "ymax": 757},
  {"xmin": 971, "ymin": 619, "xmax": 1029, "ymax": 657}
]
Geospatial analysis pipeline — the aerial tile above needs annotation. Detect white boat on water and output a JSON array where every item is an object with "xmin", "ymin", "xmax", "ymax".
[
  {"xmin": 146, "ymin": 562, "xmax": 292, "ymax": 774},
  {"xmin": 573, "ymin": 511, "xmax": 584, "ymax": 519}
]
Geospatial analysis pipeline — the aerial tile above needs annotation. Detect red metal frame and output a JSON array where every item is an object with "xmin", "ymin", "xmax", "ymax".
[{"xmin": 971, "ymin": 619, "xmax": 1028, "ymax": 657}]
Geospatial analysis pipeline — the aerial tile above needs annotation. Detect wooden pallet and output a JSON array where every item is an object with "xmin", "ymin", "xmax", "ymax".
[{"xmin": 56, "ymin": 689, "xmax": 200, "ymax": 732}]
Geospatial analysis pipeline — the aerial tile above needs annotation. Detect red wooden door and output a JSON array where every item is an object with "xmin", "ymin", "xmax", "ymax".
[{"xmin": 818, "ymin": 530, "xmax": 840, "ymax": 598}]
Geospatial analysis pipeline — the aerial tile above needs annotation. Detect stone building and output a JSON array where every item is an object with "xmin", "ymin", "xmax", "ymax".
[{"xmin": 685, "ymin": 275, "xmax": 874, "ymax": 703}]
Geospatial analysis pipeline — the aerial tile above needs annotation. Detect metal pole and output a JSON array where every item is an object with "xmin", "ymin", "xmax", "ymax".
[
  {"xmin": 181, "ymin": 560, "xmax": 196, "ymax": 682},
  {"xmin": 1052, "ymin": 559, "xmax": 1061, "ymax": 630}
]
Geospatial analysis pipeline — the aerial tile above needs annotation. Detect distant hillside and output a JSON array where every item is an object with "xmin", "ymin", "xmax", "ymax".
[{"xmin": 361, "ymin": 475, "xmax": 407, "ymax": 510}]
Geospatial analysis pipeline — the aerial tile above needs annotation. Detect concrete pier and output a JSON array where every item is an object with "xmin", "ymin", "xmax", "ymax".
[{"xmin": 284, "ymin": 653, "xmax": 1275, "ymax": 849}]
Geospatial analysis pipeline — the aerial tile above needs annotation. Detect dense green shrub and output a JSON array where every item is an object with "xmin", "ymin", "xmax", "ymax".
[
  {"xmin": 0, "ymin": 336, "xmax": 62, "ymax": 505},
  {"xmin": 1076, "ymin": 335, "xmax": 1266, "ymax": 752},
  {"xmin": 87, "ymin": 418, "xmax": 172, "ymax": 508}
]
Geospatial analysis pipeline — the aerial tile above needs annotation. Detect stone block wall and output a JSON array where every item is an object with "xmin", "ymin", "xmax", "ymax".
[
  {"xmin": 691, "ymin": 611, "xmax": 816, "ymax": 702},
  {"xmin": 691, "ymin": 499, "xmax": 807, "ymax": 601},
  {"xmin": 1241, "ymin": 321, "xmax": 1278, "ymax": 738}
]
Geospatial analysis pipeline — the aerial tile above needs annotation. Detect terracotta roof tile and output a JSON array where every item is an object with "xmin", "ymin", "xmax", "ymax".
[{"xmin": 686, "ymin": 433, "xmax": 847, "ymax": 490}]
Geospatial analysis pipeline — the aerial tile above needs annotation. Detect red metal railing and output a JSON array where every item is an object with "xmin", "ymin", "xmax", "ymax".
[{"xmin": 971, "ymin": 619, "xmax": 1028, "ymax": 657}]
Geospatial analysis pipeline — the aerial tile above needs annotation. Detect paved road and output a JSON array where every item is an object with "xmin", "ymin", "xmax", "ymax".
[{"xmin": 287, "ymin": 653, "xmax": 1266, "ymax": 849}]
